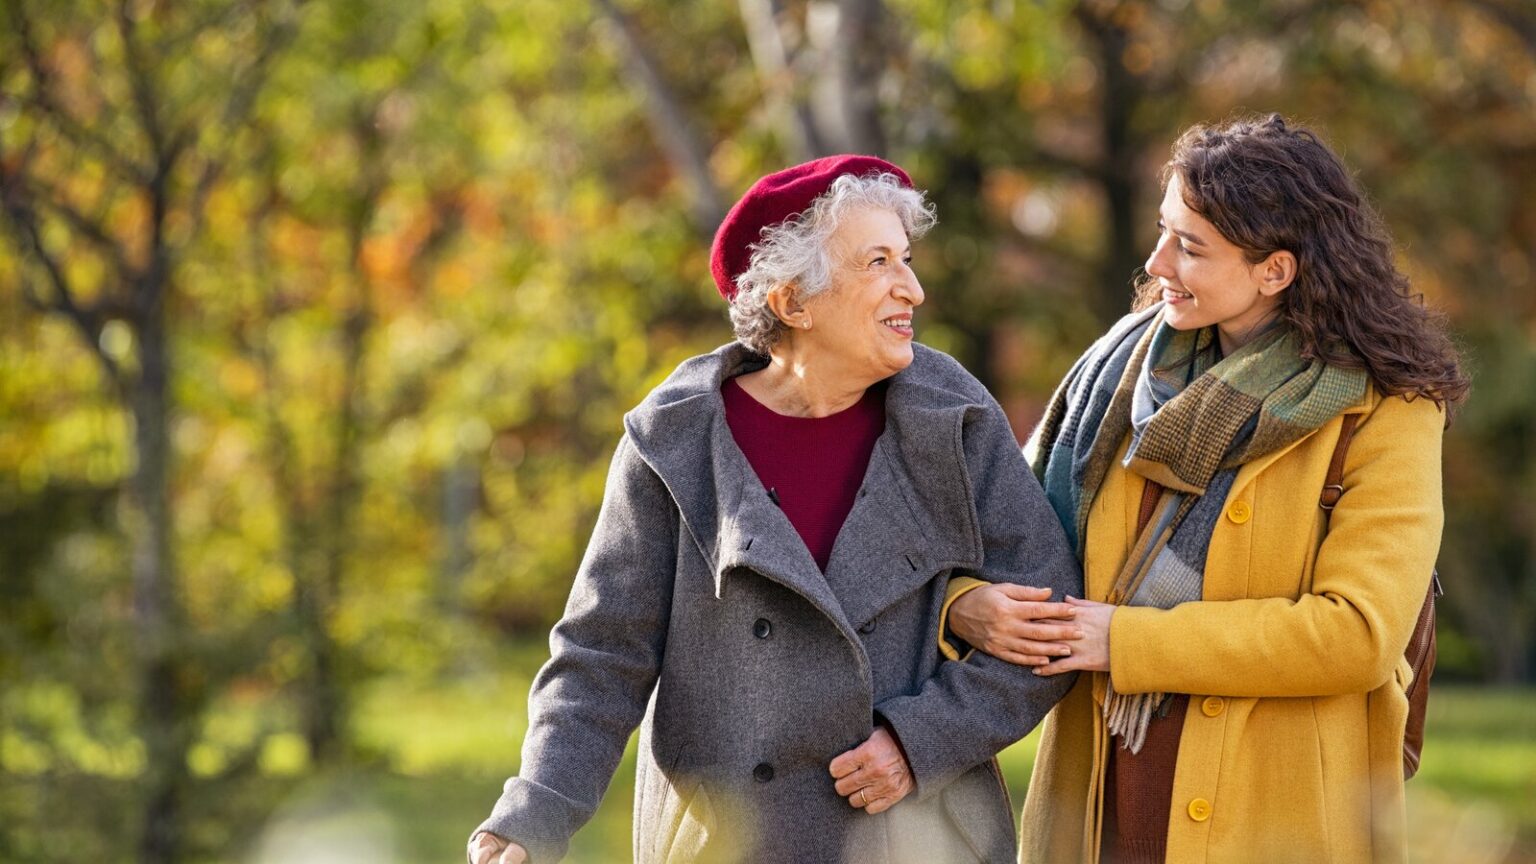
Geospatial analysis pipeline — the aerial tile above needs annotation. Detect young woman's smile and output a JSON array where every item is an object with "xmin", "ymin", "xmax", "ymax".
[{"xmin": 1145, "ymin": 174, "xmax": 1291, "ymax": 355}]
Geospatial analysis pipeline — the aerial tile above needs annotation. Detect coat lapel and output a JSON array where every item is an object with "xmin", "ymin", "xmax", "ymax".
[
  {"xmin": 625, "ymin": 344, "xmax": 854, "ymax": 631},
  {"xmin": 625, "ymin": 341, "xmax": 988, "ymax": 635},
  {"xmin": 714, "ymin": 466, "xmax": 851, "ymax": 628},
  {"xmin": 824, "ymin": 406, "xmax": 984, "ymax": 629}
]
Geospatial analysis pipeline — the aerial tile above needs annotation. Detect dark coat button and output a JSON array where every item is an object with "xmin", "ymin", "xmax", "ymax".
[
  {"xmin": 753, "ymin": 762, "xmax": 775, "ymax": 782},
  {"xmin": 858, "ymin": 618, "xmax": 877, "ymax": 635},
  {"xmin": 753, "ymin": 618, "xmax": 772, "ymax": 639}
]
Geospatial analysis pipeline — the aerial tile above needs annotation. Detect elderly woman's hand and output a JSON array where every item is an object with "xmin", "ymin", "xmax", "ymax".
[
  {"xmin": 949, "ymin": 583, "xmax": 1081, "ymax": 666},
  {"xmin": 830, "ymin": 725, "xmax": 915, "ymax": 814},
  {"xmin": 468, "ymin": 831, "xmax": 527, "ymax": 864}
]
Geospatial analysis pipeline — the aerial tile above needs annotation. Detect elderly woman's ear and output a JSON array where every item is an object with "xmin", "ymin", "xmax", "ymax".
[{"xmin": 766, "ymin": 282, "xmax": 812, "ymax": 330}]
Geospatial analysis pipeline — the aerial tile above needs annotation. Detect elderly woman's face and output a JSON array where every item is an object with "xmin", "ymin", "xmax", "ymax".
[{"xmin": 801, "ymin": 206, "xmax": 925, "ymax": 381}]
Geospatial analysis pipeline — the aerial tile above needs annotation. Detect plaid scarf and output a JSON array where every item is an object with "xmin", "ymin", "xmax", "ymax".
[{"xmin": 1027, "ymin": 304, "xmax": 1368, "ymax": 751}]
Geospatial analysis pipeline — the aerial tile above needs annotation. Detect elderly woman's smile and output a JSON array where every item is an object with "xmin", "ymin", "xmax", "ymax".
[
  {"xmin": 881, "ymin": 314, "xmax": 913, "ymax": 336},
  {"xmin": 801, "ymin": 206, "xmax": 926, "ymax": 380}
]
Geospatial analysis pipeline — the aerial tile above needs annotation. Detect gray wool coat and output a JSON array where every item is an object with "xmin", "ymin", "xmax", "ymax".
[{"xmin": 473, "ymin": 342, "xmax": 1081, "ymax": 864}]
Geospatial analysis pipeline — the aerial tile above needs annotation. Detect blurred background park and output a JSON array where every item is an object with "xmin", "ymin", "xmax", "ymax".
[{"xmin": 1, "ymin": 0, "xmax": 1533, "ymax": 861}]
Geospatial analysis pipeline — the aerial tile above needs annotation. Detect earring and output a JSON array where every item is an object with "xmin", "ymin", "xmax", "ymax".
[{"xmin": 802, "ymin": 317, "xmax": 812, "ymax": 329}]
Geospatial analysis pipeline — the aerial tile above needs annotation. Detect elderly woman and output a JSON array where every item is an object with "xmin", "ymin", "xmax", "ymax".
[{"xmin": 467, "ymin": 155, "xmax": 1081, "ymax": 864}]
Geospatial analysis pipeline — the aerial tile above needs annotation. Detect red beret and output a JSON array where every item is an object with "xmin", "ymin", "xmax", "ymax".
[{"xmin": 710, "ymin": 154, "xmax": 913, "ymax": 301}]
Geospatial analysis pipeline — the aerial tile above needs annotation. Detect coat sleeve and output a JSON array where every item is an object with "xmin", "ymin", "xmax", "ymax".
[
  {"xmin": 472, "ymin": 435, "xmax": 677, "ymax": 862},
  {"xmin": 874, "ymin": 400, "xmax": 1084, "ymax": 801},
  {"xmin": 1108, "ymin": 394, "xmax": 1444, "ymax": 697}
]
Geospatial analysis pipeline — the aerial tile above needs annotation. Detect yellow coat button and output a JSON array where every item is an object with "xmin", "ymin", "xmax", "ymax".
[
  {"xmin": 1188, "ymin": 798, "xmax": 1212, "ymax": 822},
  {"xmin": 1201, "ymin": 696, "xmax": 1225, "ymax": 717},
  {"xmin": 1226, "ymin": 500, "xmax": 1252, "ymax": 524}
]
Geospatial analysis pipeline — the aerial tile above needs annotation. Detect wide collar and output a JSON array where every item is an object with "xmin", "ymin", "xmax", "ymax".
[{"xmin": 623, "ymin": 342, "xmax": 989, "ymax": 632}]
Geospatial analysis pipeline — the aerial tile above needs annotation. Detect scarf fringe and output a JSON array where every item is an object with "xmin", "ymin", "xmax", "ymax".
[{"xmin": 1104, "ymin": 683, "xmax": 1164, "ymax": 754}]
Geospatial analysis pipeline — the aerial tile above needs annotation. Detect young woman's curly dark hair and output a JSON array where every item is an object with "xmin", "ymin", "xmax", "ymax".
[{"xmin": 1136, "ymin": 114, "xmax": 1470, "ymax": 418}]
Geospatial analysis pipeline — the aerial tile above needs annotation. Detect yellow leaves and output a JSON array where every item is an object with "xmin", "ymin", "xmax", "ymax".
[
  {"xmin": 219, "ymin": 356, "xmax": 263, "ymax": 400},
  {"xmin": 359, "ymin": 234, "xmax": 408, "ymax": 291},
  {"xmin": 0, "ymin": 683, "xmax": 144, "ymax": 779},
  {"xmin": 258, "ymin": 732, "xmax": 311, "ymax": 776},
  {"xmin": 433, "ymin": 259, "xmax": 475, "ymax": 299},
  {"xmin": 455, "ymin": 417, "xmax": 493, "ymax": 454},
  {"xmin": 0, "ymin": 729, "xmax": 51, "ymax": 776},
  {"xmin": 0, "ymin": 329, "xmax": 129, "ymax": 491},
  {"xmin": 47, "ymin": 37, "xmax": 103, "ymax": 122},
  {"xmin": 188, "ymin": 741, "xmax": 229, "ymax": 777},
  {"xmin": 253, "ymin": 565, "xmax": 295, "ymax": 612},
  {"xmin": 952, "ymin": 11, "xmax": 1008, "ymax": 89}
]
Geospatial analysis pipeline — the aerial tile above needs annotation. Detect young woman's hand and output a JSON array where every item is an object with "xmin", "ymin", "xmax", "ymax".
[
  {"xmin": 469, "ymin": 831, "xmax": 527, "ymax": 864},
  {"xmin": 1033, "ymin": 596, "xmax": 1114, "ymax": 676},
  {"xmin": 948, "ymin": 583, "xmax": 1081, "ymax": 666}
]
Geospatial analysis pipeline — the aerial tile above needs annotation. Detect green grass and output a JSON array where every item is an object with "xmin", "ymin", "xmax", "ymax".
[
  {"xmin": 7, "ymin": 659, "xmax": 1529, "ymax": 863},
  {"xmin": 1404, "ymin": 687, "xmax": 1536, "ymax": 864},
  {"xmin": 329, "ymin": 675, "xmax": 1535, "ymax": 864}
]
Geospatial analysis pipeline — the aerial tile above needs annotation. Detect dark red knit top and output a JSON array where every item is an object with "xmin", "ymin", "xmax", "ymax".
[{"xmin": 722, "ymin": 377, "xmax": 886, "ymax": 572}]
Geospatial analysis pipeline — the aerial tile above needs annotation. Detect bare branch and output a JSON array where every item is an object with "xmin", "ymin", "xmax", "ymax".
[
  {"xmin": 114, "ymin": 0, "xmax": 170, "ymax": 164},
  {"xmin": 592, "ymin": 0, "xmax": 726, "ymax": 233},
  {"xmin": 18, "ymin": 175, "xmax": 139, "ymax": 283},
  {"xmin": 739, "ymin": 0, "xmax": 828, "ymax": 159},
  {"xmin": 0, "ymin": 159, "xmax": 123, "ymax": 385},
  {"xmin": 181, "ymin": 1, "xmax": 308, "ymax": 248},
  {"xmin": 6, "ymin": 3, "xmax": 154, "ymax": 185},
  {"xmin": 241, "ymin": 174, "xmax": 309, "ymax": 517}
]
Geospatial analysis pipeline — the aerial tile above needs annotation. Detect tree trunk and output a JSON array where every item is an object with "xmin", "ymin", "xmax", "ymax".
[
  {"xmin": 127, "ymin": 286, "xmax": 186, "ymax": 864},
  {"xmin": 739, "ymin": 0, "xmax": 829, "ymax": 160},
  {"xmin": 1077, "ymin": 2, "xmax": 1149, "ymax": 324},
  {"xmin": 806, "ymin": 0, "xmax": 889, "ymax": 155},
  {"xmin": 593, "ymin": 0, "xmax": 725, "ymax": 233},
  {"xmin": 439, "ymin": 456, "xmax": 478, "ymax": 612},
  {"xmin": 306, "ymin": 302, "xmax": 368, "ymax": 765},
  {"xmin": 829, "ymin": 0, "xmax": 887, "ymax": 155}
]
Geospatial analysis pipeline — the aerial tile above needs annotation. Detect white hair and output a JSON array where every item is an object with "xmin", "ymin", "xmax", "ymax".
[{"xmin": 728, "ymin": 172, "xmax": 936, "ymax": 354}]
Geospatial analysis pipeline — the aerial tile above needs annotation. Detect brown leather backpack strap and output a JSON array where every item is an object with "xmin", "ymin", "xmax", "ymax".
[
  {"xmin": 1318, "ymin": 410, "xmax": 1441, "ymax": 780},
  {"xmin": 1401, "ymin": 569, "xmax": 1439, "ymax": 779},
  {"xmin": 1320, "ymin": 414, "xmax": 1360, "ymax": 511}
]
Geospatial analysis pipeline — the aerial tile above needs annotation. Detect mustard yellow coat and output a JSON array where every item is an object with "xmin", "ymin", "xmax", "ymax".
[{"xmin": 1008, "ymin": 388, "xmax": 1442, "ymax": 863}]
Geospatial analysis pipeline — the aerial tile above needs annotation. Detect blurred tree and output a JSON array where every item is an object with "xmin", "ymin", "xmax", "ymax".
[
  {"xmin": 0, "ymin": 0, "xmax": 1532, "ymax": 858},
  {"xmin": 0, "ymin": 1, "xmax": 301, "ymax": 859}
]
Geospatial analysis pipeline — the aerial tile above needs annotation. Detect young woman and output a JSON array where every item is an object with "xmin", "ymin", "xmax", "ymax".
[{"xmin": 943, "ymin": 114, "xmax": 1468, "ymax": 863}]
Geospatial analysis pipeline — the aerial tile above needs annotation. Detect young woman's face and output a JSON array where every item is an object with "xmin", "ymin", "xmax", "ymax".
[{"xmin": 1145, "ymin": 173, "xmax": 1287, "ymax": 354}]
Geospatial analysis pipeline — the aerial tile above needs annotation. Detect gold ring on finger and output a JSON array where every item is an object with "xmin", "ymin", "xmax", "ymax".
[{"xmin": 856, "ymin": 788, "xmax": 866, "ymax": 807}]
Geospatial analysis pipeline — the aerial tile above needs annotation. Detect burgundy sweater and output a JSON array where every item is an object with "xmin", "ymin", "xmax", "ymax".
[{"xmin": 721, "ymin": 377, "xmax": 886, "ymax": 572}]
